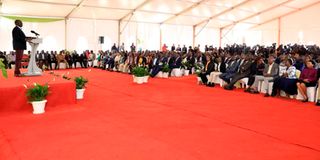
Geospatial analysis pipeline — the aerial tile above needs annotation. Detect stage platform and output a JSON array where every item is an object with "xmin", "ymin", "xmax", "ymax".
[{"xmin": 0, "ymin": 69, "xmax": 76, "ymax": 113}]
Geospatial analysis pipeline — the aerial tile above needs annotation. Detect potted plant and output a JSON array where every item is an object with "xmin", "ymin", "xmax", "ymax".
[
  {"xmin": 143, "ymin": 68, "xmax": 149, "ymax": 83},
  {"xmin": 162, "ymin": 64, "xmax": 170, "ymax": 78},
  {"xmin": 74, "ymin": 76, "xmax": 88, "ymax": 99},
  {"xmin": 132, "ymin": 66, "xmax": 145, "ymax": 84},
  {"xmin": 156, "ymin": 71, "xmax": 163, "ymax": 78},
  {"xmin": 0, "ymin": 59, "xmax": 7, "ymax": 78},
  {"xmin": 194, "ymin": 63, "xmax": 203, "ymax": 74},
  {"xmin": 182, "ymin": 62, "xmax": 191, "ymax": 76},
  {"xmin": 26, "ymin": 83, "xmax": 49, "ymax": 114},
  {"xmin": 195, "ymin": 70, "xmax": 202, "ymax": 85}
]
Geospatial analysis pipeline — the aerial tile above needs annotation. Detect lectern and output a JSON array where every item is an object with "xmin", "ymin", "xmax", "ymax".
[{"xmin": 23, "ymin": 38, "xmax": 43, "ymax": 76}]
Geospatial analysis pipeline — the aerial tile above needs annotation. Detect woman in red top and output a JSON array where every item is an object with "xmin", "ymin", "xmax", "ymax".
[
  {"xmin": 162, "ymin": 44, "xmax": 167, "ymax": 52},
  {"xmin": 296, "ymin": 61, "xmax": 318, "ymax": 102}
]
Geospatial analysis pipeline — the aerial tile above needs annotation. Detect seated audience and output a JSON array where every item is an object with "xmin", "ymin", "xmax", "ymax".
[
  {"xmin": 56, "ymin": 51, "xmax": 69, "ymax": 69},
  {"xmin": 0, "ymin": 51, "xmax": 8, "ymax": 69},
  {"xmin": 251, "ymin": 56, "xmax": 279, "ymax": 97},
  {"xmin": 219, "ymin": 55, "xmax": 240, "ymax": 84},
  {"xmin": 207, "ymin": 56, "xmax": 225, "ymax": 87},
  {"xmin": 2, "ymin": 42, "xmax": 320, "ymax": 106},
  {"xmin": 224, "ymin": 54, "xmax": 253, "ymax": 90},
  {"xmin": 6, "ymin": 52, "xmax": 16, "ymax": 69},
  {"xmin": 271, "ymin": 59, "xmax": 297, "ymax": 97},
  {"xmin": 199, "ymin": 55, "xmax": 215, "ymax": 84},
  {"xmin": 296, "ymin": 61, "xmax": 317, "ymax": 102},
  {"xmin": 246, "ymin": 56, "xmax": 265, "ymax": 92}
]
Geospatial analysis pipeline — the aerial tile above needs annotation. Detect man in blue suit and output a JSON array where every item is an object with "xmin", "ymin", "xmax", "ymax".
[
  {"xmin": 219, "ymin": 55, "xmax": 240, "ymax": 84},
  {"xmin": 150, "ymin": 54, "xmax": 168, "ymax": 77}
]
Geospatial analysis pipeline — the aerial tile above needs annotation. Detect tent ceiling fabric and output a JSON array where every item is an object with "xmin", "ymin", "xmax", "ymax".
[{"xmin": 1, "ymin": 0, "xmax": 319, "ymax": 28}]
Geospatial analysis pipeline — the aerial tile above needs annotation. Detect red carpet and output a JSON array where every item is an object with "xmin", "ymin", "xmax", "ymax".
[
  {"xmin": 0, "ymin": 70, "xmax": 76, "ymax": 112},
  {"xmin": 0, "ymin": 68, "xmax": 319, "ymax": 159}
]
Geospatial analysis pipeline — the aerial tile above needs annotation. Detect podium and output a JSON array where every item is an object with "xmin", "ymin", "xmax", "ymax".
[{"xmin": 23, "ymin": 38, "xmax": 43, "ymax": 76}]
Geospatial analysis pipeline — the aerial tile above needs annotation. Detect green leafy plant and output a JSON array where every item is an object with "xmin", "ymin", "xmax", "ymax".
[
  {"xmin": 195, "ymin": 70, "xmax": 201, "ymax": 77},
  {"xmin": 182, "ymin": 62, "xmax": 191, "ymax": 70},
  {"xmin": 162, "ymin": 64, "xmax": 170, "ymax": 73},
  {"xmin": 132, "ymin": 66, "xmax": 148, "ymax": 77},
  {"xmin": 74, "ymin": 76, "xmax": 88, "ymax": 89},
  {"xmin": 0, "ymin": 59, "xmax": 7, "ymax": 78},
  {"xmin": 194, "ymin": 63, "xmax": 203, "ymax": 70},
  {"xmin": 26, "ymin": 83, "xmax": 49, "ymax": 102}
]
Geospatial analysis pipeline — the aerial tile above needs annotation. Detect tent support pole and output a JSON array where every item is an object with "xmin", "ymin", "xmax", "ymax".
[
  {"xmin": 118, "ymin": 20, "xmax": 121, "ymax": 47},
  {"xmin": 219, "ymin": 28, "xmax": 222, "ymax": 48},
  {"xmin": 160, "ymin": 27, "xmax": 162, "ymax": 50},
  {"xmin": 277, "ymin": 17, "xmax": 281, "ymax": 47},
  {"xmin": 64, "ymin": 18, "xmax": 67, "ymax": 50},
  {"xmin": 192, "ymin": 26, "xmax": 195, "ymax": 48}
]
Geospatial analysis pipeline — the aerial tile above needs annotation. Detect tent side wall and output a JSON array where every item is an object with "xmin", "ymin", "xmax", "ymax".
[
  {"xmin": 66, "ymin": 18, "xmax": 118, "ymax": 53},
  {"xmin": 221, "ymin": 3, "xmax": 320, "ymax": 47},
  {"xmin": 0, "ymin": 17, "xmax": 66, "ymax": 52},
  {"xmin": 0, "ymin": 2, "xmax": 320, "ymax": 52}
]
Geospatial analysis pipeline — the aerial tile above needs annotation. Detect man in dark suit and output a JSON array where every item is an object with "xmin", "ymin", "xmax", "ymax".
[
  {"xmin": 12, "ymin": 20, "xmax": 30, "ymax": 77},
  {"xmin": 150, "ymin": 55, "xmax": 167, "ymax": 77},
  {"xmin": 182, "ymin": 45, "xmax": 187, "ymax": 53},
  {"xmin": 219, "ymin": 55, "xmax": 240, "ymax": 84},
  {"xmin": 172, "ymin": 53, "xmax": 182, "ymax": 69},
  {"xmin": 37, "ymin": 50, "xmax": 46, "ymax": 70},
  {"xmin": 224, "ymin": 54, "xmax": 253, "ymax": 90}
]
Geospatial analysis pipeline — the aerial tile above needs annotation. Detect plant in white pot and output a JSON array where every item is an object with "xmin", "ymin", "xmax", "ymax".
[
  {"xmin": 26, "ymin": 83, "xmax": 49, "ymax": 114},
  {"xmin": 162, "ymin": 64, "xmax": 170, "ymax": 78},
  {"xmin": 143, "ymin": 68, "xmax": 149, "ymax": 83},
  {"xmin": 75, "ymin": 76, "xmax": 88, "ymax": 100},
  {"xmin": 182, "ymin": 62, "xmax": 191, "ymax": 76},
  {"xmin": 132, "ymin": 66, "xmax": 146, "ymax": 84},
  {"xmin": 195, "ymin": 70, "xmax": 202, "ymax": 85},
  {"xmin": 156, "ymin": 71, "xmax": 163, "ymax": 78}
]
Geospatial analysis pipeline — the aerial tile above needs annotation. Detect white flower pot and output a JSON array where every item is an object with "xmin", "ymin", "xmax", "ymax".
[
  {"xmin": 156, "ymin": 71, "xmax": 163, "ymax": 78},
  {"xmin": 184, "ymin": 70, "xmax": 190, "ymax": 76},
  {"xmin": 197, "ymin": 77, "xmax": 202, "ymax": 84},
  {"xmin": 31, "ymin": 100, "xmax": 47, "ymax": 114},
  {"xmin": 76, "ymin": 89, "xmax": 86, "ymax": 100},
  {"xmin": 136, "ymin": 77, "xmax": 144, "ymax": 84},
  {"xmin": 162, "ymin": 72, "xmax": 169, "ymax": 78},
  {"xmin": 181, "ymin": 69, "xmax": 185, "ymax": 74},
  {"xmin": 133, "ymin": 75, "xmax": 137, "ymax": 83},
  {"xmin": 143, "ymin": 76, "xmax": 149, "ymax": 83},
  {"xmin": 191, "ymin": 67, "xmax": 195, "ymax": 74}
]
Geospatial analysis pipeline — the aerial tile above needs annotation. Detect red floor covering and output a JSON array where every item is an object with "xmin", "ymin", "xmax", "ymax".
[
  {"xmin": 0, "ymin": 68, "xmax": 320, "ymax": 160},
  {"xmin": 0, "ymin": 70, "xmax": 76, "ymax": 112}
]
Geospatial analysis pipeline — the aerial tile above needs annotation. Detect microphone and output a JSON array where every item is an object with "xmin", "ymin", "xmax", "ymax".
[{"xmin": 31, "ymin": 30, "xmax": 40, "ymax": 36}]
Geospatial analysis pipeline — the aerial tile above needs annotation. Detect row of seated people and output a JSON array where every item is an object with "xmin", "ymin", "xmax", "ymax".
[
  {"xmin": 35, "ymin": 50, "xmax": 96, "ymax": 70},
  {"xmin": 97, "ymin": 51, "xmax": 190, "ymax": 77},
  {"xmin": 197, "ymin": 43, "xmax": 320, "ymax": 106},
  {"xmin": 0, "ymin": 50, "xmax": 97, "ymax": 70},
  {"xmin": 2, "ymin": 43, "xmax": 320, "ymax": 106}
]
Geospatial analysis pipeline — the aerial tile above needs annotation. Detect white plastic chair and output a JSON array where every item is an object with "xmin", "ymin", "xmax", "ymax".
[
  {"xmin": 297, "ymin": 87, "xmax": 317, "ymax": 102},
  {"xmin": 239, "ymin": 78, "xmax": 249, "ymax": 89},
  {"xmin": 59, "ymin": 63, "xmax": 66, "ymax": 69},
  {"xmin": 171, "ymin": 68, "xmax": 182, "ymax": 77}
]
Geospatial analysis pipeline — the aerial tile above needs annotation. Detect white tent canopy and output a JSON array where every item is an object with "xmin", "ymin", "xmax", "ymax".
[{"xmin": 0, "ymin": 0, "xmax": 320, "ymax": 51}]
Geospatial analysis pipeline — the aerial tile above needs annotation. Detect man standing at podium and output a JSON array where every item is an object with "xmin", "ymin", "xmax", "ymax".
[{"xmin": 12, "ymin": 19, "xmax": 28, "ymax": 77}]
